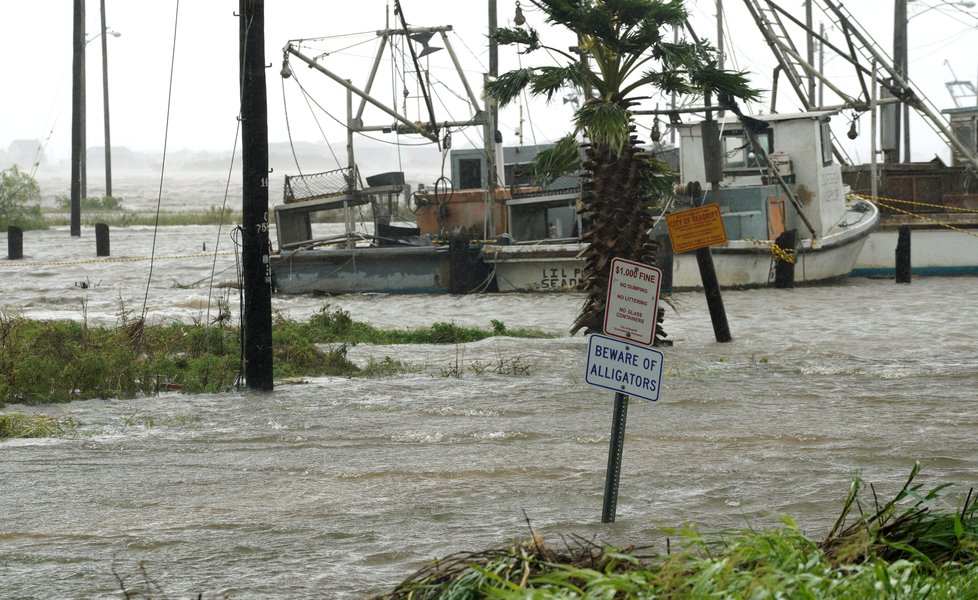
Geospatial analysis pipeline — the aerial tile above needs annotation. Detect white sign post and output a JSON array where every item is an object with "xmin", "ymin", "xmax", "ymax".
[{"xmin": 603, "ymin": 257, "xmax": 662, "ymax": 346}]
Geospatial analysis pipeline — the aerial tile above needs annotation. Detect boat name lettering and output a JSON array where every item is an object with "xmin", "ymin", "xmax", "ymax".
[{"xmin": 539, "ymin": 267, "xmax": 582, "ymax": 289}]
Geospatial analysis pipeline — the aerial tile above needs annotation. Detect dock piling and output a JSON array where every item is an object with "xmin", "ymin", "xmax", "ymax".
[
  {"xmin": 7, "ymin": 226, "xmax": 23, "ymax": 260},
  {"xmin": 896, "ymin": 225, "xmax": 911, "ymax": 283},
  {"xmin": 774, "ymin": 229, "xmax": 798, "ymax": 289},
  {"xmin": 95, "ymin": 223, "xmax": 110, "ymax": 257}
]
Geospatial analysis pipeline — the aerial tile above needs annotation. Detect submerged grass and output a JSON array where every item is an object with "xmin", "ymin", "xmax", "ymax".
[
  {"xmin": 44, "ymin": 206, "xmax": 240, "ymax": 227},
  {"xmin": 378, "ymin": 465, "xmax": 978, "ymax": 599},
  {"xmin": 0, "ymin": 413, "xmax": 78, "ymax": 439},
  {"xmin": 0, "ymin": 307, "xmax": 551, "ymax": 406}
]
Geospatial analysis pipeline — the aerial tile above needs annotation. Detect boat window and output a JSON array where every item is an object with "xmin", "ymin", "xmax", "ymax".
[
  {"xmin": 721, "ymin": 129, "xmax": 772, "ymax": 171},
  {"xmin": 820, "ymin": 120, "xmax": 833, "ymax": 166},
  {"xmin": 458, "ymin": 158, "xmax": 483, "ymax": 189}
]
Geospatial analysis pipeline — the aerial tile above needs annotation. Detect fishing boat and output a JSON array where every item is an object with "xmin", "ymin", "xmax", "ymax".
[
  {"xmin": 269, "ymin": 12, "xmax": 508, "ymax": 295},
  {"xmin": 734, "ymin": 0, "xmax": 978, "ymax": 280},
  {"xmin": 483, "ymin": 109, "xmax": 879, "ymax": 292}
]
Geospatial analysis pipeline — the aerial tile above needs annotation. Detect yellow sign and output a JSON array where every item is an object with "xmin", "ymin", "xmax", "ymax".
[{"xmin": 665, "ymin": 204, "xmax": 727, "ymax": 254}]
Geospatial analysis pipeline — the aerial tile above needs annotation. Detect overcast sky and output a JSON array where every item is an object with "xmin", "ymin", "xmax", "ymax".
[{"xmin": 2, "ymin": 0, "xmax": 975, "ymax": 167}]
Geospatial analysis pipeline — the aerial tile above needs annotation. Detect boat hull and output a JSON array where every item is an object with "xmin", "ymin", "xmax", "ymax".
[
  {"xmin": 484, "ymin": 199, "xmax": 878, "ymax": 292},
  {"xmin": 271, "ymin": 245, "xmax": 487, "ymax": 294}
]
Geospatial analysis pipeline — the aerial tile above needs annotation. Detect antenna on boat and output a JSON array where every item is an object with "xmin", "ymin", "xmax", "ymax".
[{"xmin": 393, "ymin": 0, "xmax": 440, "ymax": 148}]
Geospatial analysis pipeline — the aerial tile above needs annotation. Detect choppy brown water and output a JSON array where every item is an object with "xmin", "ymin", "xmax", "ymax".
[{"xmin": 2, "ymin": 223, "xmax": 978, "ymax": 598}]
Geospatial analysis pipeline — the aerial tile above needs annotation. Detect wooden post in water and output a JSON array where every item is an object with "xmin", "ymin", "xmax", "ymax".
[
  {"xmin": 774, "ymin": 229, "xmax": 798, "ymax": 289},
  {"xmin": 697, "ymin": 95, "xmax": 732, "ymax": 343},
  {"xmin": 70, "ymin": 0, "xmax": 85, "ymax": 237},
  {"xmin": 240, "ymin": 0, "xmax": 274, "ymax": 390},
  {"xmin": 7, "ymin": 226, "xmax": 23, "ymax": 260},
  {"xmin": 449, "ymin": 232, "xmax": 471, "ymax": 294},
  {"xmin": 95, "ymin": 223, "xmax": 110, "ymax": 257},
  {"xmin": 896, "ymin": 224, "xmax": 912, "ymax": 283},
  {"xmin": 601, "ymin": 392, "xmax": 629, "ymax": 523},
  {"xmin": 656, "ymin": 234, "xmax": 673, "ymax": 294}
]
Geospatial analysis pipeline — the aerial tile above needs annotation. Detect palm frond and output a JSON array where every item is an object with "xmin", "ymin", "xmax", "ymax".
[
  {"xmin": 485, "ymin": 68, "xmax": 535, "ymax": 107},
  {"xmin": 532, "ymin": 134, "xmax": 582, "ymax": 185},
  {"xmin": 491, "ymin": 26, "xmax": 541, "ymax": 52},
  {"xmin": 690, "ymin": 65, "xmax": 763, "ymax": 102},
  {"xmin": 530, "ymin": 64, "xmax": 593, "ymax": 102},
  {"xmin": 574, "ymin": 101, "xmax": 632, "ymax": 156}
]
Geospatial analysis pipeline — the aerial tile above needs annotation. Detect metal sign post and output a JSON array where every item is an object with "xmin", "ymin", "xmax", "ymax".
[{"xmin": 588, "ymin": 258, "xmax": 665, "ymax": 523}]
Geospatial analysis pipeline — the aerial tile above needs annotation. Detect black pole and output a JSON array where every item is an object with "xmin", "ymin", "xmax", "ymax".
[
  {"xmin": 95, "ymin": 223, "xmax": 110, "ymax": 256},
  {"xmin": 240, "ymin": 0, "xmax": 274, "ymax": 390},
  {"xmin": 7, "ymin": 226, "xmax": 24, "ymax": 260},
  {"xmin": 100, "ymin": 0, "xmax": 112, "ymax": 198},
  {"xmin": 656, "ymin": 234, "xmax": 674, "ymax": 294},
  {"xmin": 70, "ymin": 0, "xmax": 84, "ymax": 237},
  {"xmin": 696, "ymin": 247, "xmax": 732, "ymax": 342},
  {"xmin": 896, "ymin": 224, "xmax": 912, "ymax": 283},
  {"xmin": 774, "ymin": 229, "xmax": 798, "ymax": 289},
  {"xmin": 697, "ymin": 93, "xmax": 732, "ymax": 343},
  {"xmin": 601, "ymin": 392, "xmax": 629, "ymax": 523}
]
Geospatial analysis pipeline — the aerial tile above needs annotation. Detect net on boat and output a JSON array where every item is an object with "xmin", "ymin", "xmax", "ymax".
[{"xmin": 283, "ymin": 167, "xmax": 358, "ymax": 204}]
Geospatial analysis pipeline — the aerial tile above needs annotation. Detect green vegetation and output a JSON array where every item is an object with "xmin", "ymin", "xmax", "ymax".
[
  {"xmin": 378, "ymin": 464, "xmax": 978, "ymax": 599},
  {"xmin": 55, "ymin": 194, "xmax": 125, "ymax": 212},
  {"xmin": 0, "ymin": 307, "xmax": 551, "ymax": 406},
  {"xmin": 0, "ymin": 166, "xmax": 47, "ymax": 230},
  {"xmin": 0, "ymin": 413, "xmax": 78, "ymax": 439},
  {"xmin": 44, "ymin": 205, "xmax": 240, "ymax": 227},
  {"xmin": 276, "ymin": 308, "xmax": 551, "ymax": 346}
]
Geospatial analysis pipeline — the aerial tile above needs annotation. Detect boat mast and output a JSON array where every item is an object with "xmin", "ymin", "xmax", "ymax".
[{"xmin": 240, "ymin": 0, "xmax": 273, "ymax": 391}]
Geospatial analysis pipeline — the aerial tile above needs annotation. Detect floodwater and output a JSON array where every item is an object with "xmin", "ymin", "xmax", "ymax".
[{"xmin": 3, "ymin": 217, "xmax": 978, "ymax": 597}]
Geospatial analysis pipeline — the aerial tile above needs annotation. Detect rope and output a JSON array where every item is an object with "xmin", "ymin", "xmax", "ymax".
[
  {"xmin": 140, "ymin": 0, "xmax": 181, "ymax": 322},
  {"xmin": 744, "ymin": 238, "xmax": 796, "ymax": 264},
  {"xmin": 849, "ymin": 193, "xmax": 978, "ymax": 239}
]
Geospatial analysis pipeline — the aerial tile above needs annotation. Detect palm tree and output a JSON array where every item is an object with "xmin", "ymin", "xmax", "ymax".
[{"xmin": 487, "ymin": 0, "xmax": 758, "ymax": 342}]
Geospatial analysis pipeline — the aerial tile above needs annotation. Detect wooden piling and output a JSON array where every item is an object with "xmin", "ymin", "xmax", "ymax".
[
  {"xmin": 7, "ymin": 226, "xmax": 23, "ymax": 260},
  {"xmin": 774, "ymin": 229, "xmax": 798, "ymax": 289},
  {"xmin": 95, "ymin": 223, "xmax": 110, "ymax": 256},
  {"xmin": 656, "ymin": 234, "xmax": 673, "ymax": 294},
  {"xmin": 449, "ymin": 231, "xmax": 471, "ymax": 294},
  {"xmin": 896, "ymin": 225, "xmax": 911, "ymax": 283},
  {"xmin": 696, "ymin": 247, "xmax": 732, "ymax": 343}
]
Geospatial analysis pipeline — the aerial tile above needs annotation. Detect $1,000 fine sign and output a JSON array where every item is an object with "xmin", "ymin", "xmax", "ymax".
[{"xmin": 602, "ymin": 257, "xmax": 662, "ymax": 347}]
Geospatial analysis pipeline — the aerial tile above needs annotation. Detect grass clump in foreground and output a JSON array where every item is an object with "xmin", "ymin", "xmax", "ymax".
[
  {"xmin": 0, "ymin": 307, "xmax": 552, "ymax": 406},
  {"xmin": 377, "ymin": 464, "xmax": 978, "ymax": 599},
  {"xmin": 0, "ymin": 413, "xmax": 78, "ymax": 439}
]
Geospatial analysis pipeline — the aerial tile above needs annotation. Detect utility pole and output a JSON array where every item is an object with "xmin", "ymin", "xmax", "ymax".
[
  {"xmin": 240, "ymin": 0, "xmax": 274, "ymax": 390},
  {"xmin": 486, "ymin": 0, "xmax": 500, "ymax": 237},
  {"xmin": 806, "ymin": 0, "xmax": 816, "ymax": 106},
  {"xmin": 70, "ymin": 0, "xmax": 84, "ymax": 237},
  {"xmin": 892, "ymin": 0, "xmax": 908, "ymax": 163},
  {"xmin": 100, "ymin": 0, "xmax": 113, "ymax": 197}
]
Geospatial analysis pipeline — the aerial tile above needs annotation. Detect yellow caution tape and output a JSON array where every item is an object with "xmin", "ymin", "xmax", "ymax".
[
  {"xmin": 0, "ymin": 251, "xmax": 235, "ymax": 268},
  {"xmin": 849, "ymin": 193, "xmax": 978, "ymax": 238}
]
